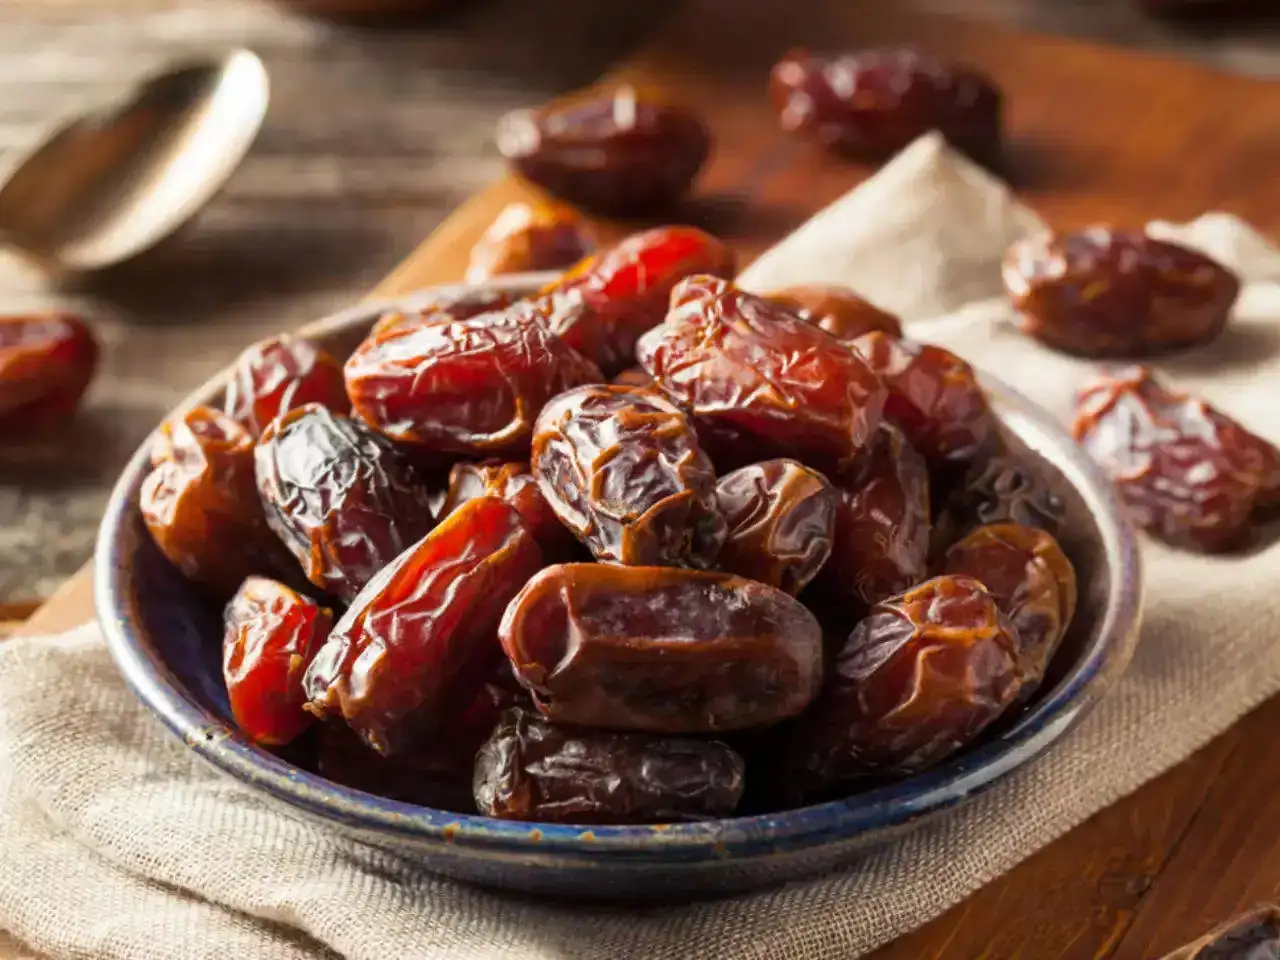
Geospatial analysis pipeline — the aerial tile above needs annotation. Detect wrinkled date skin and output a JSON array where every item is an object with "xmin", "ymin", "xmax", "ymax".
[
  {"xmin": 852, "ymin": 331, "xmax": 997, "ymax": 468},
  {"xmin": 765, "ymin": 285, "xmax": 903, "ymax": 344},
  {"xmin": 345, "ymin": 300, "xmax": 603, "ymax": 456},
  {"xmin": 370, "ymin": 289, "xmax": 515, "ymax": 339},
  {"xmin": 714, "ymin": 459, "xmax": 837, "ymax": 595},
  {"xmin": 534, "ymin": 226, "xmax": 736, "ymax": 375},
  {"xmin": 531, "ymin": 384, "xmax": 725, "ymax": 567},
  {"xmin": 817, "ymin": 423, "xmax": 931, "ymax": 614},
  {"xmin": 496, "ymin": 86, "xmax": 711, "ymax": 215},
  {"xmin": 436, "ymin": 459, "xmax": 573, "ymax": 556},
  {"xmin": 474, "ymin": 708, "xmax": 745, "ymax": 824},
  {"xmin": 791, "ymin": 575, "xmax": 1022, "ymax": 788},
  {"xmin": 305, "ymin": 497, "xmax": 543, "ymax": 756},
  {"xmin": 770, "ymin": 47, "xmax": 1002, "ymax": 164},
  {"xmin": 1073, "ymin": 367, "xmax": 1280, "ymax": 552},
  {"xmin": 940, "ymin": 523, "xmax": 1077, "ymax": 697},
  {"xmin": 141, "ymin": 406, "xmax": 290, "ymax": 597},
  {"xmin": 222, "ymin": 576, "xmax": 334, "ymax": 746},
  {"xmin": 1003, "ymin": 227, "xmax": 1240, "ymax": 357},
  {"xmin": 500, "ymin": 563, "xmax": 824, "ymax": 733},
  {"xmin": 223, "ymin": 335, "xmax": 350, "ymax": 437},
  {"xmin": 0, "ymin": 312, "xmax": 99, "ymax": 429},
  {"xmin": 932, "ymin": 452, "xmax": 1067, "ymax": 556},
  {"xmin": 465, "ymin": 201, "xmax": 594, "ymax": 283},
  {"xmin": 639, "ymin": 275, "xmax": 887, "ymax": 472},
  {"xmin": 255, "ymin": 404, "xmax": 435, "ymax": 600}
]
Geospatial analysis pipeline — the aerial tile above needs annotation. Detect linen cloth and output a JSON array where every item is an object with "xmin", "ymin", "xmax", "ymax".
[{"xmin": 3, "ymin": 133, "xmax": 1280, "ymax": 960}]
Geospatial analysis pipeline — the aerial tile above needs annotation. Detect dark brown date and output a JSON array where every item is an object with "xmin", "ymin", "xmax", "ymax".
[
  {"xmin": 499, "ymin": 563, "xmax": 823, "ymax": 733},
  {"xmin": 940, "ymin": 523, "xmax": 1077, "ymax": 696},
  {"xmin": 531, "ymin": 384, "xmax": 725, "ymax": 567},
  {"xmin": 474, "ymin": 708, "xmax": 745, "ymax": 824},
  {"xmin": 764, "ymin": 285, "xmax": 903, "ymax": 344},
  {"xmin": 1073, "ymin": 367, "xmax": 1280, "ymax": 552},
  {"xmin": 141, "ymin": 406, "xmax": 289, "ymax": 596},
  {"xmin": 223, "ymin": 335, "xmax": 349, "ymax": 437},
  {"xmin": 770, "ymin": 47, "xmax": 1002, "ymax": 164},
  {"xmin": 345, "ymin": 299, "xmax": 603, "ymax": 456},
  {"xmin": 817, "ymin": 422, "xmax": 931, "ymax": 613},
  {"xmin": 496, "ymin": 86, "xmax": 711, "ymax": 215},
  {"xmin": 852, "ymin": 331, "xmax": 997, "ymax": 468},
  {"xmin": 1158, "ymin": 906, "xmax": 1280, "ymax": 960},
  {"xmin": 305, "ymin": 497, "xmax": 543, "ymax": 755},
  {"xmin": 714, "ymin": 459, "xmax": 836, "ymax": 595},
  {"xmin": 370, "ymin": 289, "xmax": 515, "ymax": 339},
  {"xmin": 638, "ymin": 275, "xmax": 887, "ymax": 472},
  {"xmin": 223, "ymin": 576, "xmax": 333, "ymax": 746},
  {"xmin": 436, "ymin": 459, "xmax": 572, "ymax": 556},
  {"xmin": 931, "ymin": 452, "xmax": 1066, "ymax": 556},
  {"xmin": 791, "ymin": 575, "xmax": 1022, "ymax": 787},
  {"xmin": 533, "ymin": 226, "xmax": 736, "ymax": 375},
  {"xmin": 316, "ymin": 724, "xmax": 477, "ymax": 813},
  {"xmin": 255, "ymin": 403, "xmax": 435, "ymax": 600},
  {"xmin": 0, "ymin": 312, "xmax": 98, "ymax": 430},
  {"xmin": 464, "ymin": 201, "xmax": 594, "ymax": 283},
  {"xmin": 1003, "ymin": 227, "xmax": 1240, "ymax": 357}
]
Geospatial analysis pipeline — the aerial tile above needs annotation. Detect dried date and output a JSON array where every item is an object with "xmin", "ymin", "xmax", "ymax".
[
  {"xmin": 611, "ymin": 367, "xmax": 653, "ymax": 389},
  {"xmin": 940, "ymin": 523, "xmax": 1077, "ymax": 696},
  {"xmin": 465, "ymin": 201, "xmax": 594, "ymax": 283},
  {"xmin": 790, "ymin": 575, "xmax": 1022, "ymax": 787},
  {"xmin": 931, "ymin": 452, "xmax": 1067, "ymax": 556},
  {"xmin": 638, "ymin": 274, "xmax": 886, "ymax": 472},
  {"xmin": 852, "ymin": 331, "xmax": 997, "ymax": 468},
  {"xmin": 223, "ymin": 335, "xmax": 349, "ymax": 437},
  {"xmin": 345, "ymin": 299, "xmax": 603, "ymax": 456},
  {"xmin": 370, "ymin": 289, "xmax": 515, "ymax": 339},
  {"xmin": 1073, "ymin": 367, "xmax": 1280, "ymax": 552},
  {"xmin": 222, "ymin": 576, "xmax": 333, "ymax": 746},
  {"xmin": 499, "ymin": 563, "xmax": 824, "ymax": 733},
  {"xmin": 770, "ymin": 47, "xmax": 1002, "ymax": 164},
  {"xmin": 1003, "ymin": 227, "xmax": 1240, "ymax": 357},
  {"xmin": 496, "ymin": 86, "xmax": 711, "ymax": 215},
  {"xmin": 531, "ymin": 384, "xmax": 725, "ymax": 567},
  {"xmin": 714, "ymin": 459, "xmax": 836, "ymax": 595},
  {"xmin": 436, "ymin": 459, "xmax": 572, "ymax": 555},
  {"xmin": 255, "ymin": 403, "xmax": 435, "ymax": 600},
  {"xmin": 305, "ymin": 497, "xmax": 543, "ymax": 755},
  {"xmin": 764, "ymin": 285, "xmax": 903, "ymax": 344},
  {"xmin": 474, "ymin": 708, "xmax": 745, "ymax": 824},
  {"xmin": 0, "ymin": 312, "xmax": 98, "ymax": 429}
]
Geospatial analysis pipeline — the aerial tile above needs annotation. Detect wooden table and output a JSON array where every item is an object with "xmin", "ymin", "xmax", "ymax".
[{"xmin": 5, "ymin": 1, "xmax": 1280, "ymax": 958}]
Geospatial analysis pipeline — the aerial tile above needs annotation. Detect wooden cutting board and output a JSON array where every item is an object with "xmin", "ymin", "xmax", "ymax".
[{"xmin": 15, "ymin": 1, "xmax": 1280, "ymax": 958}]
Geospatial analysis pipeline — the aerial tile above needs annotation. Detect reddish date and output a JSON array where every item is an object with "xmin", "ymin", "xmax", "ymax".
[
  {"xmin": 370, "ymin": 289, "xmax": 515, "ymax": 339},
  {"xmin": 141, "ymin": 406, "xmax": 288, "ymax": 596},
  {"xmin": 0, "ymin": 312, "xmax": 98, "ymax": 430},
  {"xmin": 1073, "ymin": 367, "xmax": 1280, "ymax": 552},
  {"xmin": 534, "ymin": 226, "xmax": 736, "ymax": 375},
  {"xmin": 932, "ymin": 452, "xmax": 1066, "ymax": 556},
  {"xmin": 791, "ymin": 575, "xmax": 1022, "ymax": 787},
  {"xmin": 638, "ymin": 275, "xmax": 886, "ymax": 472},
  {"xmin": 818, "ymin": 423, "xmax": 931, "ymax": 613},
  {"xmin": 611, "ymin": 367, "xmax": 653, "ymax": 389},
  {"xmin": 436, "ymin": 459, "xmax": 572, "ymax": 555},
  {"xmin": 940, "ymin": 523, "xmax": 1077, "ymax": 695},
  {"xmin": 852, "ymin": 331, "xmax": 997, "ymax": 468},
  {"xmin": 222, "ymin": 576, "xmax": 333, "ymax": 746},
  {"xmin": 465, "ymin": 201, "xmax": 594, "ymax": 283},
  {"xmin": 305, "ymin": 497, "xmax": 543, "ymax": 756},
  {"xmin": 531, "ymin": 384, "xmax": 725, "ymax": 567},
  {"xmin": 764, "ymin": 285, "xmax": 903, "ymax": 344},
  {"xmin": 770, "ymin": 48, "xmax": 1002, "ymax": 164},
  {"xmin": 345, "ymin": 299, "xmax": 602, "ymax": 456},
  {"xmin": 223, "ymin": 335, "xmax": 349, "ymax": 437},
  {"xmin": 1003, "ymin": 228, "xmax": 1240, "ymax": 357},
  {"xmin": 500, "ymin": 563, "xmax": 824, "ymax": 733},
  {"xmin": 255, "ymin": 404, "xmax": 435, "ymax": 600},
  {"xmin": 714, "ymin": 459, "xmax": 837, "ymax": 595},
  {"xmin": 496, "ymin": 86, "xmax": 711, "ymax": 215},
  {"xmin": 474, "ymin": 708, "xmax": 745, "ymax": 824}
]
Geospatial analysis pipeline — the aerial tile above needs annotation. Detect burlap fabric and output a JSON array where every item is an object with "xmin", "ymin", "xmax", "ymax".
[{"xmin": 3, "ymin": 134, "xmax": 1278, "ymax": 959}]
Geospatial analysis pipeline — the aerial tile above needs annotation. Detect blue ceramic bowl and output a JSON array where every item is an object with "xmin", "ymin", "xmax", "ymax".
[{"xmin": 96, "ymin": 274, "xmax": 1144, "ymax": 901}]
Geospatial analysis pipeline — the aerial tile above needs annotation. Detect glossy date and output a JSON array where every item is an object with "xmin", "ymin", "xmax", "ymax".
[
  {"xmin": 764, "ymin": 284, "xmax": 903, "ymax": 344},
  {"xmin": 370, "ymin": 289, "xmax": 515, "ymax": 339},
  {"xmin": 465, "ymin": 201, "xmax": 594, "ymax": 283},
  {"xmin": 0, "ymin": 312, "xmax": 98, "ymax": 430},
  {"xmin": 435, "ymin": 459, "xmax": 572, "ymax": 556},
  {"xmin": 932, "ymin": 451, "xmax": 1067, "ymax": 556},
  {"xmin": 223, "ymin": 335, "xmax": 349, "ymax": 437}
]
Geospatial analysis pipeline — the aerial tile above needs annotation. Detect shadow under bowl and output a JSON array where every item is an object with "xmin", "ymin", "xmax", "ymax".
[{"xmin": 95, "ymin": 273, "xmax": 1144, "ymax": 902}]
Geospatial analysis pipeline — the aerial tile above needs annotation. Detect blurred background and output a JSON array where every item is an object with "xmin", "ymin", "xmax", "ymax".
[{"xmin": 0, "ymin": 0, "xmax": 1276, "ymax": 613}]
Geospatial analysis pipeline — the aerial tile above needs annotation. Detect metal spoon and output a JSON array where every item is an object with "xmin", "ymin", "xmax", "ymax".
[{"xmin": 0, "ymin": 49, "xmax": 269, "ymax": 275}]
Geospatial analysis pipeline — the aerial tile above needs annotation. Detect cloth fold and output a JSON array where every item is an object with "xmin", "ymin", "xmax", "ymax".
[{"xmin": 3, "ymin": 133, "xmax": 1279, "ymax": 960}]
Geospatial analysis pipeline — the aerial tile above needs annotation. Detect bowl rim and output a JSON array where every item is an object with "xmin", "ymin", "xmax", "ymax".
[{"xmin": 95, "ymin": 274, "xmax": 1144, "ymax": 865}]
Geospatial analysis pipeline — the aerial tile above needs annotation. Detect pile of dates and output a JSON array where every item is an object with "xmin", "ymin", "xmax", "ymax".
[{"xmin": 141, "ymin": 224, "xmax": 1080, "ymax": 825}]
